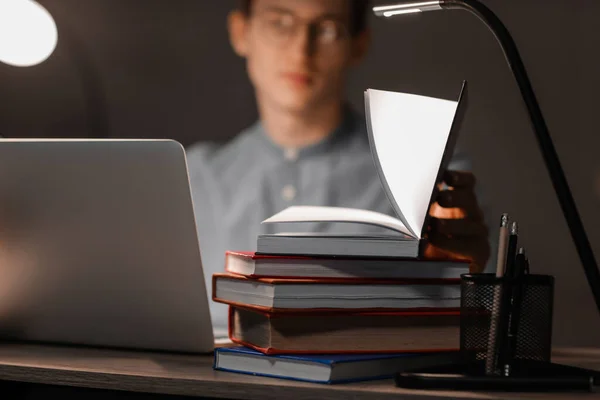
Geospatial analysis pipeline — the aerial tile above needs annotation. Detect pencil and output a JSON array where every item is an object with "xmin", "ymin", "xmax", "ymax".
[{"xmin": 495, "ymin": 213, "xmax": 510, "ymax": 277}]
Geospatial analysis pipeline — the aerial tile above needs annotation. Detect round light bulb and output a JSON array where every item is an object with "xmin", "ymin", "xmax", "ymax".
[{"xmin": 0, "ymin": 0, "xmax": 58, "ymax": 67}]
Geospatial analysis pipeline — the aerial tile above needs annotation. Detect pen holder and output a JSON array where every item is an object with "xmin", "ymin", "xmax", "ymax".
[{"xmin": 459, "ymin": 273, "xmax": 554, "ymax": 366}]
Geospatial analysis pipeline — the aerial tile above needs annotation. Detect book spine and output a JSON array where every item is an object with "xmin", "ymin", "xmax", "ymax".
[
  {"xmin": 230, "ymin": 336, "xmax": 459, "ymax": 356},
  {"xmin": 215, "ymin": 301, "xmax": 461, "ymax": 316}
]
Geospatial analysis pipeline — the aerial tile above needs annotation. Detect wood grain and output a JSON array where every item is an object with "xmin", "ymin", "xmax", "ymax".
[{"xmin": 0, "ymin": 342, "xmax": 598, "ymax": 399}]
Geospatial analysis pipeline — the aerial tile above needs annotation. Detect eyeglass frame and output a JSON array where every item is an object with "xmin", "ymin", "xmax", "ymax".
[{"xmin": 246, "ymin": 6, "xmax": 355, "ymax": 50}]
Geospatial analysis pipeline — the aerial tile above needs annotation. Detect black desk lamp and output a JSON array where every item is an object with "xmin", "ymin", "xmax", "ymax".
[
  {"xmin": 374, "ymin": 0, "xmax": 600, "ymax": 315},
  {"xmin": 374, "ymin": 0, "xmax": 600, "ymax": 391}
]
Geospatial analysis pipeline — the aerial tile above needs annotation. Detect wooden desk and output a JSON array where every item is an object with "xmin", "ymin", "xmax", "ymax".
[{"xmin": 0, "ymin": 343, "xmax": 599, "ymax": 399}]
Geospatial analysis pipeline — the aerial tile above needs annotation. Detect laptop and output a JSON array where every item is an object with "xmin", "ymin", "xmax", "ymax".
[{"xmin": 0, "ymin": 139, "xmax": 214, "ymax": 353}]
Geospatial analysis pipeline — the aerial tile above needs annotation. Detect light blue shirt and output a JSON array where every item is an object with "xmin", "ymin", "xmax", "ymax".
[{"xmin": 186, "ymin": 106, "xmax": 483, "ymax": 335}]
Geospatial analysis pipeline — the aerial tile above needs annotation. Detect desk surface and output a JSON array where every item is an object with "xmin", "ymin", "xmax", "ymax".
[{"xmin": 0, "ymin": 343, "xmax": 599, "ymax": 399}]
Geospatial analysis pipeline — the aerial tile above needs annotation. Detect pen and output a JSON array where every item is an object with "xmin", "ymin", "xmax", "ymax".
[
  {"xmin": 495, "ymin": 221, "xmax": 519, "ymax": 373},
  {"xmin": 503, "ymin": 247, "xmax": 527, "ymax": 376},
  {"xmin": 486, "ymin": 213, "xmax": 510, "ymax": 375},
  {"xmin": 504, "ymin": 222, "xmax": 519, "ymax": 278}
]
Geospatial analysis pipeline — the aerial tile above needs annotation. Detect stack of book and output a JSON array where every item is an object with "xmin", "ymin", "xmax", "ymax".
[
  {"xmin": 212, "ymin": 250, "xmax": 469, "ymax": 383},
  {"xmin": 213, "ymin": 84, "xmax": 470, "ymax": 383}
]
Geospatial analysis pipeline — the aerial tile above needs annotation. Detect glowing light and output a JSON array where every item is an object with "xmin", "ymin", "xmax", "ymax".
[{"xmin": 0, "ymin": 0, "xmax": 58, "ymax": 67}]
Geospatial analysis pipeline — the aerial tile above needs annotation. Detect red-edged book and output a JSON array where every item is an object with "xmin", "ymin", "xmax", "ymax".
[
  {"xmin": 212, "ymin": 273, "xmax": 461, "ymax": 313},
  {"xmin": 227, "ymin": 305, "xmax": 461, "ymax": 355},
  {"xmin": 224, "ymin": 250, "xmax": 469, "ymax": 280}
]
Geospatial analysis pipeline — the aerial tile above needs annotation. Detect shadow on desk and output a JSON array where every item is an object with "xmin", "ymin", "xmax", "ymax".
[{"xmin": 0, "ymin": 381, "xmax": 222, "ymax": 400}]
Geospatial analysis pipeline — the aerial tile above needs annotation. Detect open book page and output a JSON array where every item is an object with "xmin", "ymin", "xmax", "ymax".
[
  {"xmin": 365, "ymin": 87, "xmax": 462, "ymax": 239},
  {"xmin": 261, "ymin": 205, "xmax": 415, "ymax": 238}
]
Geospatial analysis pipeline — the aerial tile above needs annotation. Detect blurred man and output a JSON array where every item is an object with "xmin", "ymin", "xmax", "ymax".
[{"xmin": 186, "ymin": 0, "xmax": 490, "ymax": 335}]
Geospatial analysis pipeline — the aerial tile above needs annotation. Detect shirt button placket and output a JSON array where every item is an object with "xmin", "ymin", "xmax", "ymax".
[
  {"xmin": 281, "ymin": 184, "xmax": 296, "ymax": 201},
  {"xmin": 282, "ymin": 147, "xmax": 299, "ymax": 202},
  {"xmin": 284, "ymin": 147, "xmax": 299, "ymax": 162}
]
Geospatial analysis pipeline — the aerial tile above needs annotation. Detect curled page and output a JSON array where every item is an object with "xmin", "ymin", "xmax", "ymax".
[
  {"xmin": 261, "ymin": 205, "xmax": 415, "ymax": 238},
  {"xmin": 365, "ymin": 84, "xmax": 466, "ymax": 239}
]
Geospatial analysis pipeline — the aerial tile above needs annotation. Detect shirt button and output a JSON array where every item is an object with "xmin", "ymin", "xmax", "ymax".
[
  {"xmin": 284, "ymin": 147, "xmax": 299, "ymax": 162},
  {"xmin": 281, "ymin": 184, "xmax": 296, "ymax": 201}
]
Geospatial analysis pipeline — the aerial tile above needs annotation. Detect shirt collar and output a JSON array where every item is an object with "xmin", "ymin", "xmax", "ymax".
[{"xmin": 251, "ymin": 105, "xmax": 361, "ymax": 161}]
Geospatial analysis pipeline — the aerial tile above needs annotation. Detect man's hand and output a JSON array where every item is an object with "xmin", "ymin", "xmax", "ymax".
[{"xmin": 423, "ymin": 170, "xmax": 490, "ymax": 273}]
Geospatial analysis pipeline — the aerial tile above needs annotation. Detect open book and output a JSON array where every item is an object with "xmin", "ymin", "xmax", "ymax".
[{"xmin": 257, "ymin": 82, "xmax": 468, "ymax": 258}]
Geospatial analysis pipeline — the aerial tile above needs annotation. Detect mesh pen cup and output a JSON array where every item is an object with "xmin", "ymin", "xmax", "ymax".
[{"xmin": 459, "ymin": 273, "xmax": 554, "ymax": 364}]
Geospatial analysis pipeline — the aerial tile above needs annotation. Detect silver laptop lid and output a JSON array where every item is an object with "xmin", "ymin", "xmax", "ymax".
[{"xmin": 0, "ymin": 139, "xmax": 214, "ymax": 353}]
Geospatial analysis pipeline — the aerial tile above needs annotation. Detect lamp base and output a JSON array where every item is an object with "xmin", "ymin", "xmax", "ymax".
[{"xmin": 394, "ymin": 359, "xmax": 600, "ymax": 392}]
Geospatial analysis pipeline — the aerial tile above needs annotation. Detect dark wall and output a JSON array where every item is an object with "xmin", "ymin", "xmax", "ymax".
[{"xmin": 1, "ymin": 0, "xmax": 599, "ymax": 346}]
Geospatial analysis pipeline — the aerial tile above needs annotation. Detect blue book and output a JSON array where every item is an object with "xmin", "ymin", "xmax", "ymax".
[{"xmin": 214, "ymin": 346, "xmax": 460, "ymax": 384}]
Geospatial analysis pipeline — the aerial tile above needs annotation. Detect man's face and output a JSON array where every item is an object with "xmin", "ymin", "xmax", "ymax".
[{"xmin": 230, "ymin": 0, "xmax": 368, "ymax": 114}]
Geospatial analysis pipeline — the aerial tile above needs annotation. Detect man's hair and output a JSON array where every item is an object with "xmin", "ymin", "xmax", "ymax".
[{"xmin": 238, "ymin": 0, "xmax": 370, "ymax": 36}]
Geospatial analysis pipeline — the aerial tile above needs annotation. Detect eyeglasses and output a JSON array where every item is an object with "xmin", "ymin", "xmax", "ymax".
[{"xmin": 252, "ymin": 10, "xmax": 351, "ymax": 49}]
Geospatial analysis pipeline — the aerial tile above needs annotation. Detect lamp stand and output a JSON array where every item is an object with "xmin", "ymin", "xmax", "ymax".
[
  {"xmin": 376, "ymin": 0, "xmax": 600, "ymax": 391},
  {"xmin": 441, "ymin": 0, "xmax": 600, "ymax": 320}
]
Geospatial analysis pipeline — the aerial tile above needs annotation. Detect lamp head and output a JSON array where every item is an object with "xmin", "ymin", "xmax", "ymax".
[
  {"xmin": 373, "ymin": 1, "xmax": 443, "ymax": 17},
  {"xmin": 0, "ymin": 0, "xmax": 58, "ymax": 67}
]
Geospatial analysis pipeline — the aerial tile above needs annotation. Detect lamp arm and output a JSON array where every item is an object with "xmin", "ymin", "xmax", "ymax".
[{"xmin": 441, "ymin": 0, "xmax": 600, "ymax": 313}]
